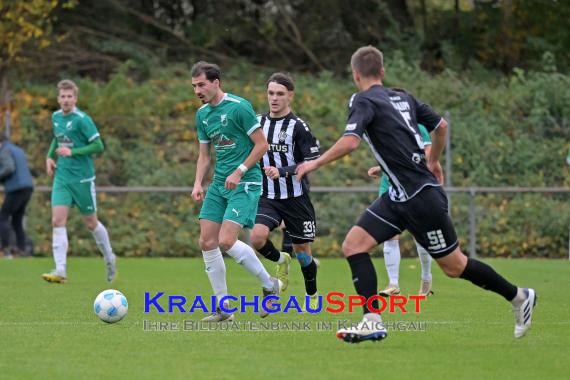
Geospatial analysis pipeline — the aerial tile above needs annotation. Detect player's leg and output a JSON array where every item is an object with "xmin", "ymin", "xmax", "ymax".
[
  {"xmin": 76, "ymin": 181, "xmax": 116, "ymax": 282},
  {"xmin": 251, "ymin": 217, "xmax": 292, "ymax": 292},
  {"xmin": 291, "ymin": 242, "xmax": 319, "ymax": 311},
  {"xmin": 435, "ymin": 247, "xmax": 536, "ymax": 337},
  {"xmin": 198, "ymin": 183, "xmax": 232, "ymax": 321},
  {"xmin": 42, "ymin": 205, "xmax": 70, "ymax": 283},
  {"xmin": 219, "ymin": 220, "xmax": 276, "ymax": 291},
  {"xmin": 336, "ymin": 195, "xmax": 404, "ymax": 343},
  {"xmin": 219, "ymin": 220, "xmax": 279, "ymax": 318},
  {"xmin": 221, "ymin": 183, "xmax": 279, "ymax": 318},
  {"xmin": 251, "ymin": 198, "xmax": 290, "ymax": 269},
  {"xmin": 42, "ymin": 179, "xmax": 72, "ymax": 282},
  {"xmin": 280, "ymin": 193, "xmax": 318, "ymax": 304},
  {"xmin": 380, "ymin": 235, "xmax": 401, "ymax": 296},
  {"xmin": 406, "ymin": 186, "xmax": 536, "ymax": 338},
  {"xmin": 415, "ymin": 241, "xmax": 433, "ymax": 296},
  {"xmin": 281, "ymin": 228, "xmax": 294, "ymax": 258}
]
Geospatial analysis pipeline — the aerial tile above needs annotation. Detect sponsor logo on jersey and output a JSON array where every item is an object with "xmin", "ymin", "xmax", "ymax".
[
  {"xmin": 345, "ymin": 123, "xmax": 357, "ymax": 131},
  {"xmin": 268, "ymin": 143, "xmax": 289, "ymax": 153},
  {"xmin": 211, "ymin": 131, "xmax": 235, "ymax": 150}
]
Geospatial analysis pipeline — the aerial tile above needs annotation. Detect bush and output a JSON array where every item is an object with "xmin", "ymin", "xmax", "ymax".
[{"xmin": 7, "ymin": 58, "xmax": 569, "ymax": 257}]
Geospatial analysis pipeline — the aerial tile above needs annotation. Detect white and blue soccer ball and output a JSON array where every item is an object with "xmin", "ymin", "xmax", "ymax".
[{"xmin": 93, "ymin": 289, "xmax": 128, "ymax": 323}]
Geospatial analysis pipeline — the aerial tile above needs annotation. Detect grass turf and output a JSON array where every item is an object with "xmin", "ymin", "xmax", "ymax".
[{"xmin": 0, "ymin": 257, "xmax": 568, "ymax": 379}]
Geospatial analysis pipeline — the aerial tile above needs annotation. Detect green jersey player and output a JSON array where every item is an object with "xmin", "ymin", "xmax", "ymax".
[
  {"xmin": 190, "ymin": 62, "xmax": 279, "ymax": 321},
  {"xmin": 368, "ymin": 123, "xmax": 433, "ymax": 297},
  {"xmin": 42, "ymin": 79, "xmax": 116, "ymax": 284}
]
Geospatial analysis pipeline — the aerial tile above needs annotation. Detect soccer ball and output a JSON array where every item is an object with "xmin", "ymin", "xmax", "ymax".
[{"xmin": 93, "ymin": 289, "xmax": 128, "ymax": 323}]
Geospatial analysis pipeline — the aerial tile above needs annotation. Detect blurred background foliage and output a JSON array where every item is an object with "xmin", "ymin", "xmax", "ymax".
[{"xmin": 0, "ymin": 0, "xmax": 568, "ymax": 257}]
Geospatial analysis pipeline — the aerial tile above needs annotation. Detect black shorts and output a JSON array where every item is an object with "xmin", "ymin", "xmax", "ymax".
[
  {"xmin": 356, "ymin": 186, "xmax": 458, "ymax": 258},
  {"xmin": 255, "ymin": 193, "xmax": 316, "ymax": 244}
]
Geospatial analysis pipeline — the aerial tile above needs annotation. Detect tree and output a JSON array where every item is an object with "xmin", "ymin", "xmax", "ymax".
[{"xmin": 0, "ymin": 0, "xmax": 73, "ymax": 116}]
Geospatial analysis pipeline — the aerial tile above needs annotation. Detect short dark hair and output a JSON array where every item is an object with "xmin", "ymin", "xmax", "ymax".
[
  {"xmin": 350, "ymin": 46, "xmax": 384, "ymax": 78},
  {"xmin": 191, "ymin": 61, "xmax": 221, "ymax": 82},
  {"xmin": 266, "ymin": 73, "xmax": 295, "ymax": 91}
]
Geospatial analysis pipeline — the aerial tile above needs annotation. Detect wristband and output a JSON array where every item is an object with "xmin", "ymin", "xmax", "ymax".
[{"xmin": 238, "ymin": 164, "xmax": 248, "ymax": 175}]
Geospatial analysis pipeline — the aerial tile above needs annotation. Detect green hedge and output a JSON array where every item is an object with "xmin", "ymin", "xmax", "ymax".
[{"xmin": 7, "ymin": 56, "xmax": 569, "ymax": 257}]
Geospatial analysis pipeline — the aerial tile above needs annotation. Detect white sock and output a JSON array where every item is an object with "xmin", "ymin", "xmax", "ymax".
[
  {"xmin": 511, "ymin": 288, "xmax": 527, "ymax": 307},
  {"xmin": 416, "ymin": 241, "xmax": 432, "ymax": 281},
  {"xmin": 383, "ymin": 239, "xmax": 400, "ymax": 286},
  {"xmin": 52, "ymin": 227, "xmax": 68, "ymax": 274},
  {"xmin": 202, "ymin": 248, "xmax": 228, "ymax": 305},
  {"xmin": 91, "ymin": 222, "xmax": 116, "ymax": 263},
  {"xmin": 227, "ymin": 240, "xmax": 274, "ymax": 289}
]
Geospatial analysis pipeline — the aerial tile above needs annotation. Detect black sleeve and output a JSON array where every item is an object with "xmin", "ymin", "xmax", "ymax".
[
  {"xmin": 344, "ymin": 93, "xmax": 374, "ymax": 139},
  {"xmin": 294, "ymin": 120, "xmax": 320, "ymax": 161},
  {"xmin": 411, "ymin": 95, "xmax": 443, "ymax": 133}
]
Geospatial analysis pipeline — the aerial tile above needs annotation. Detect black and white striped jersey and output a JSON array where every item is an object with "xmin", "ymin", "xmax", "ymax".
[
  {"xmin": 343, "ymin": 85, "xmax": 443, "ymax": 202},
  {"xmin": 259, "ymin": 112, "xmax": 320, "ymax": 199}
]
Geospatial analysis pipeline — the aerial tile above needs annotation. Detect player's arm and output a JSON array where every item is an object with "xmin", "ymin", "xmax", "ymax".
[
  {"xmin": 243, "ymin": 128, "xmax": 269, "ymax": 170},
  {"xmin": 57, "ymin": 138, "xmax": 104, "ymax": 157},
  {"xmin": 225, "ymin": 128, "xmax": 268, "ymax": 189},
  {"xmin": 414, "ymin": 98, "xmax": 446, "ymax": 184},
  {"xmin": 192, "ymin": 142, "xmax": 211, "ymax": 202},
  {"xmin": 46, "ymin": 138, "xmax": 57, "ymax": 177},
  {"xmin": 427, "ymin": 119, "xmax": 447, "ymax": 184},
  {"xmin": 296, "ymin": 135, "xmax": 360, "ymax": 180}
]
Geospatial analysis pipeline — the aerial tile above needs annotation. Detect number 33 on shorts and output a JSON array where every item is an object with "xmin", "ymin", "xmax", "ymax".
[{"xmin": 303, "ymin": 221, "xmax": 316, "ymax": 238}]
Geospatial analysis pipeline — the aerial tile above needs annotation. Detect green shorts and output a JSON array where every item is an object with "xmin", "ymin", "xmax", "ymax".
[
  {"xmin": 199, "ymin": 182, "xmax": 262, "ymax": 228},
  {"xmin": 52, "ymin": 179, "xmax": 97, "ymax": 215}
]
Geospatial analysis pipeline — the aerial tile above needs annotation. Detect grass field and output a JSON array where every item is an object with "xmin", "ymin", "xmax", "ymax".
[{"xmin": 1, "ymin": 257, "xmax": 568, "ymax": 379}]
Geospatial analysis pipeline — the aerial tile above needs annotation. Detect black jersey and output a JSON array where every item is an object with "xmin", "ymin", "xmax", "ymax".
[
  {"xmin": 344, "ymin": 85, "xmax": 443, "ymax": 202},
  {"xmin": 259, "ymin": 112, "xmax": 320, "ymax": 199}
]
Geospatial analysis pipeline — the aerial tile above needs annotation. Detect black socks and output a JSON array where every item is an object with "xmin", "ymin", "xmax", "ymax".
[
  {"xmin": 347, "ymin": 252, "xmax": 378, "ymax": 313},
  {"xmin": 460, "ymin": 258, "xmax": 518, "ymax": 301}
]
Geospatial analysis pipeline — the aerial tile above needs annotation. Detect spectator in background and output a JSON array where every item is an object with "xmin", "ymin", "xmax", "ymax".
[{"xmin": 0, "ymin": 133, "xmax": 34, "ymax": 259}]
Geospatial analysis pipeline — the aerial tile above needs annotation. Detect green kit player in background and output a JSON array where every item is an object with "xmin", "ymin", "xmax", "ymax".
[
  {"xmin": 191, "ymin": 62, "xmax": 279, "ymax": 321},
  {"xmin": 369, "ymin": 122, "xmax": 434, "ymax": 297},
  {"xmin": 42, "ymin": 79, "xmax": 116, "ymax": 284}
]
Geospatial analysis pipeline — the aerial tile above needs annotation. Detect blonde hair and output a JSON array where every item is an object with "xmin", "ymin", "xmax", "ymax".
[
  {"xmin": 57, "ymin": 79, "xmax": 79, "ymax": 96},
  {"xmin": 350, "ymin": 46, "xmax": 384, "ymax": 78}
]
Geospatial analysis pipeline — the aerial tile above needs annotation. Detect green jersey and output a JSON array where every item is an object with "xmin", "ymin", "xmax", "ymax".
[
  {"xmin": 380, "ymin": 124, "xmax": 432, "ymax": 195},
  {"xmin": 196, "ymin": 93, "xmax": 262, "ymax": 185},
  {"xmin": 51, "ymin": 107, "xmax": 100, "ymax": 183}
]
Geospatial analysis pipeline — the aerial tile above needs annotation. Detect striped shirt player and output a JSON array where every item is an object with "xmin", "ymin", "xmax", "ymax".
[
  {"xmin": 257, "ymin": 112, "xmax": 320, "ymax": 242},
  {"xmin": 260, "ymin": 112, "xmax": 319, "ymax": 200},
  {"xmin": 251, "ymin": 73, "xmax": 321, "ymax": 307}
]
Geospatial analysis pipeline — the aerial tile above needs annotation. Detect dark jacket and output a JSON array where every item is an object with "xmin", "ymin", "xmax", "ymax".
[{"xmin": 1, "ymin": 142, "xmax": 34, "ymax": 193}]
